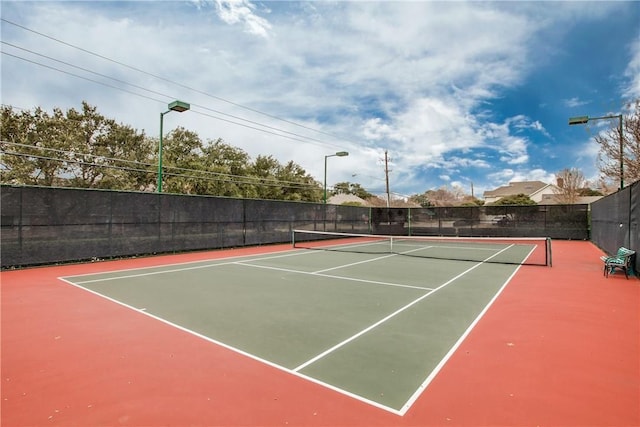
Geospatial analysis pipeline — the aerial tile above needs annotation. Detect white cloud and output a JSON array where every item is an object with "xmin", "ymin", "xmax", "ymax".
[
  {"xmin": 0, "ymin": 0, "xmax": 635, "ymax": 197},
  {"xmin": 509, "ymin": 115, "xmax": 551, "ymax": 138},
  {"xmin": 486, "ymin": 168, "xmax": 555, "ymax": 188},
  {"xmin": 214, "ymin": 0, "xmax": 272, "ymax": 38},
  {"xmin": 623, "ymin": 36, "xmax": 640, "ymax": 99},
  {"xmin": 501, "ymin": 154, "xmax": 530, "ymax": 165},
  {"xmin": 564, "ymin": 97, "xmax": 590, "ymax": 108},
  {"xmin": 449, "ymin": 157, "xmax": 491, "ymax": 169}
]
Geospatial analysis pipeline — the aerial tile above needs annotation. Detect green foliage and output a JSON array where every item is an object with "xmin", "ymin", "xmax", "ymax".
[
  {"xmin": 460, "ymin": 197, "xmax": 484, "ymax": 206},
  {"xmin": 1, "ymin": 102, "xmax": 153, "ymax": 190},
  {"xmin": 490, "ymin": 193, "xmax": 536, "ymax": 206},
  {"xmin": 332, "ymin": 181, "xmax": 374, "ymax": 199},
  {"xmin": 1, "ymin": 103, "xmax": 322, "ymax": 201},
  {"xmin": 578, "ymin": 187, "xmax": 603, "ymax": 196},
  {"xmin": 341, "ymin": 201, "xmax": 364, "ymax": 207},
  {"xmin": 411, "ymin": 186, "xmax": 468, "ymax": 207},
  {"xmin": 408, "ymin": 193, "xmax": 432, "ymax": 207}
]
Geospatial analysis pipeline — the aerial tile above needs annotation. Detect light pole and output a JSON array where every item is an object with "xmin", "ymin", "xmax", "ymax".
[
  {"xmin": 323, "ymin": 151, "xmax": 349, "ymax": 203},
  {"xmin": 158, "ymin": 100, "xmax": 190, "ymax": 193},
  {"xmin": 568, "ymin": 114, "xmax": 624, "ymax": 190}
]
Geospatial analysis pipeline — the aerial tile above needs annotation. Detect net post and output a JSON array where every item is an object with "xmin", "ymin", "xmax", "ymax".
[
  {"xmin": 291, "ymin": 229, "xmax": 296, "ymax": 248},
  {"xmin": 547, "ymin": 237, "xmax": 552, "ymax": 267}
]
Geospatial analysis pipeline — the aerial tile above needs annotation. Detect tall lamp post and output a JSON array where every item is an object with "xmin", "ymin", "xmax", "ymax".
[
  {"xmin": 158, "ymin": 100, "xmax": 190, "ymax": 193},
  {"xmin": 323, "ymin": 151, "xmax": 349, "ymax": 203},
  {"xmin": 568, "ymin": 114, "xmax": 624, "ymax": 190}
]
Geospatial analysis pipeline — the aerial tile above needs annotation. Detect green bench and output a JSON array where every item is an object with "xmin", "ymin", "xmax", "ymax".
[{"xmin": 600, "ymin": 247, "xmax": 636, "ymax": 279}]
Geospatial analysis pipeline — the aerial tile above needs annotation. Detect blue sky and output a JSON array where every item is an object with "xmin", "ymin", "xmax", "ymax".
[{"xmin": 1, "ymin": 1, "xmax": 639, "ymax": 199}]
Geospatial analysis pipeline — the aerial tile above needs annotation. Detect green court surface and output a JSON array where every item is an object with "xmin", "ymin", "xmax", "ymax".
[{"xmin": 61, "ymin": 241, "xmax": 530, "ymax": 414}]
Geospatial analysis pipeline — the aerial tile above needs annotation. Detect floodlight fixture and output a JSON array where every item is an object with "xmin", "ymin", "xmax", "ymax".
[
  {"xmin": 157, "ymin": 100, "xmax": 190, "ymax": 193},
  {"xmin": 324, "ymin": 151, "xmax": 350, "ymax": 204},
  {"xmin": 568, "ymin": 113, "xmax": 624, "ymax": 190},
  {"xmin": 168, "ymin": 100, "xmax": 190, "ymax": 113},
  {"xmin": 568, "ymin": 116, "xmax": 589, "ymax": 125}
]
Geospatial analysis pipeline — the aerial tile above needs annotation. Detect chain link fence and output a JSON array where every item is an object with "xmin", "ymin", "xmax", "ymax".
[
  {"xmin": 591, "ymin": 180, "xmax": 639, "ymax": 275},
  {"xmin": 1, "ymin": 185, "xmax": 590, "ymax": 268}
]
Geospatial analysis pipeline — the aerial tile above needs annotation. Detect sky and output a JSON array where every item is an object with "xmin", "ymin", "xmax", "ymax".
[{"xmin": 1, "ymin": 1, "xmax": 639, "ymax": 200}]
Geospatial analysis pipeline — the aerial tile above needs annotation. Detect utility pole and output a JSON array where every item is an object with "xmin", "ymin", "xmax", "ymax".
[{"xmin": 384, "ymin": 150, "xmax": 391, "ymax": 208}]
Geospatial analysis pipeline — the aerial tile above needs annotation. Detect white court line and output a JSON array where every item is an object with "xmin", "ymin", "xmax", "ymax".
[
  {"xmin": 397, "ymin": 263, "xmax": 523, "ymax": 415},
  {"xmin": 57, "ymin": 276, "xmax": 406, "ymax": 416},
  {"xmin": 64, "ymin": 237, "xmax": 432, "ymax": 284},
  {"xmin": 64, "ymin": 248, "xmax": 323, "ymax": 284},
  {"xmin": 292, "ymin": 244, "xmax": 515, "ymax": 373},
  {"xmin": 234, "ymin": 243, "xmax": 438, "ymax": 291},
  {"xmin": 233, "ymin": 261, "xmax": 434, "ymax": 292},
  {"xmin": 60, "ymin": 242, "xmax": 523, "ymax": 416},
  {"xmin": 311, "ymin": 244, "xmax": 433, "ymax": 274},
  {"xmin": 395, "ymin": 243, "xmax": 500, "ymax": 252},
  {"xmin": 312, "ymin": 253, "xmax": 400, "ymax": 273},
  {"xmin": 61, "ymin": 248, "xmax": 302, "ymax": 279}
]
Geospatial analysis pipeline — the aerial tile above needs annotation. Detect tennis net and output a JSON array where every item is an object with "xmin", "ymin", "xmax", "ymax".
[{"xmin": 292, "ymin": 229, "xmax": 552, "ymax": 267}]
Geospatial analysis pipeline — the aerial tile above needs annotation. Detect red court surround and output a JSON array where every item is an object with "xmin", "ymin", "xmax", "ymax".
[{"xmin": 2, "ymin": 241, "xmax": 638, "ymax": 426}]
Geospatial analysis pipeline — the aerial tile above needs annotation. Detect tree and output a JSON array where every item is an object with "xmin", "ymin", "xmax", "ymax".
[
  {"xmin": 460, "ymin": 196, "xmax": 484, "ymax": 206},
  {"xmin": 423, "ymin": 186, "xmax": 460, "ymax": 206},
  {"xmin": 1, "ymin": 103, "xmax": 151, "ymax": 190},
  {"xmin": 65, "ymin": 102, "xmax": 151, "ymax": 190},
  {"xmin": 108, "ymin": 124, "xmax": 153, "ymax": 191},
  {"xmin": 485, "ymin": 193, "xmax": 537, "ymax": 225},
  {"xmin": 64, "ymin": 102, "xmax": 117, "ymax": 188},
  {"xmin": 409, "ymin": 185, "xmax": 478, "ymax": 207},
  {"xmin": 0, "ymin": 106, "xmax": 80, "ymax": 186},
  {"xmin": 554, "ymin": 168, "xmax": 586, "ymax": 204},
  {"xmin": 578, "ymin": 187, "xmax": 603, "ymax": 196},
  {"xmin": 595, "ymin": 99, "xmax": 640, "ymax": 187},
  {"xmin": 491, "ymin": 193, "xmax": 536, "ymax": 205},
  {"xmin": 160, "ymin": 127, "xmax": 206, "ymax": 194},
  {"xmin": 1, "ymin": 102, "xmax": 324, "ymax": 202},
  {"xmin": 199, "ymin": 139, "xmax": 254, "ymax": 197},
  {"xmin": 2, "ymin": 106, "xmax": 35, "ymax": 184},
  {"xmin": 249, "ymin": 155, "xmax": 320, "ymax": 201},
  {"xmin": 332, "ymin": 181, "xmax": 374, "ymax": 199},
  {"xmin": 275, "ymin": 161, "xmax": 320, "ymax": 201},
  {"xmin": 332, "ymin": 181, "xmax": 351, "ymax": 196},
  {"xmin": 408, "ymin": 193, "xmax": 432, "ymax": 207},
  {"xmin": 251, "ymin": 155, "xmax": 284, "ymax": 200}
]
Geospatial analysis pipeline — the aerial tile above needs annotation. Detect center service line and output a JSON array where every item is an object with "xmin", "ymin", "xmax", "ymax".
[{"xmin": 292, "ymin": 244, "xmax": 515, "ymax": 372}]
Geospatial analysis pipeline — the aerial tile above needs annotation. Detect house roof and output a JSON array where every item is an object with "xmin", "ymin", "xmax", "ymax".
[
  {"xmin": 327, "ymin": 194, "xmax": 369, "ymax": 205},
  {"xmin": 540, "ymin": 194, "xmax": 604, "ymax": 205},
  {"xmin": 483, "ymin": 181, "xmax": 548, "ymax": 197}
]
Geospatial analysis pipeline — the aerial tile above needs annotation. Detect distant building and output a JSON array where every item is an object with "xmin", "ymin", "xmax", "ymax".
[
  {"xmin": 327, "ymin": 194, "xmax": 369, "ymax": 205},
  {"xmin": 327, "ymin": 194, "xmax": 421, "ymax": 208},
  {"xmin": 483, "ymin": 181, "xmax": 558, "ymax": 204},
  {"xmin": 483, "ymin": 180, "xmax": 603, "ymax": 205},
  {"xmin": 539, "ymin": 194, "xmax": 603, "ymax": 205}
]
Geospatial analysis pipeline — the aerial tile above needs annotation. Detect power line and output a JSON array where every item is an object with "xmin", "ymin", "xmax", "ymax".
[
  {"xmin": 2, "ymin": 40, "xmax": 338, "ymax": 148},
  {"xmin": 1, "ymin": 50, "xmax": 338, "ymax": 148},
  {"xmin": 0, "ymin": 150, "xmax": 320, "ymax": 190},
  {"xmin": 0, "ymin": 141, "xmax": 321, "ymax": 190},
  {"xmin": 1, "ymin": 18, "xmax": 355, "ymax": 147},
  {"xmin": 1, "ymin": 51, "xmax": 165, "ymax": 104}
]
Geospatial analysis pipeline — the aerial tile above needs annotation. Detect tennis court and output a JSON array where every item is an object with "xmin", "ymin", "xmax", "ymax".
[
  {"xmin": 2, "ymin": 237, "xmax": 638, "ymax": 426},
  {"xmin": 59, "ymin": 232, "xmax": 546, "ymax": 414}
]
